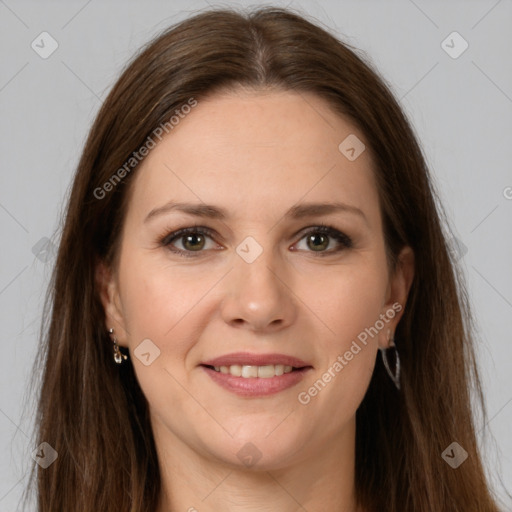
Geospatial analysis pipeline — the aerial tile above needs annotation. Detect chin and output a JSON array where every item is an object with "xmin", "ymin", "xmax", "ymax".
[{"xmin": 202, "ymin": 429, "xmax": 308, "ymax": 471}]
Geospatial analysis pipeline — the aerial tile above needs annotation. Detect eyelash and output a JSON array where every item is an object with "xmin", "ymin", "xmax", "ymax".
[{"xmin": 158, "ymin": 222, "xmax": 353, "ymax": 258}]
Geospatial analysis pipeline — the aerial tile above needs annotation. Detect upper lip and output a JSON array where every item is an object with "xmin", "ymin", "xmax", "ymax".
[{"xmin": 201, "ymin": 352, "xmax": 312, "ymax": 368}]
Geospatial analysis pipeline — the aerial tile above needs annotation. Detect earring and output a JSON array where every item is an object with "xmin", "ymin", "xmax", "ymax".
[
  {"xmin": 108, "ymin": 327, "xmax": 128, "ymax": 364},
  {"xmin": 379, "ymin": 332, "xmax": 401, "ymax": 390}
]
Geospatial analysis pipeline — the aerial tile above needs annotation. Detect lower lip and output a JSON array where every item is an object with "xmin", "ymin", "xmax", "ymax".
[{"xmin": 201, "ymin": 365, "xmax": 311, "ymax": 397}]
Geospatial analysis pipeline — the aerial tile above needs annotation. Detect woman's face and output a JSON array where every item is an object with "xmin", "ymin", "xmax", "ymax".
[{"xmin": 99, "ymin": 88, "xmax": 413, "ymax": 470}]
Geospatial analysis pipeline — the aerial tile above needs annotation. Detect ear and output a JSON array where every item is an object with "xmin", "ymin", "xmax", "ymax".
[
  {"xmin": 378, "ymin": 245, "xmax": 415, "ymax": 349},
  {"xmin": 95, "ymin": 260, "xmax": 129, "ymax": 347}
]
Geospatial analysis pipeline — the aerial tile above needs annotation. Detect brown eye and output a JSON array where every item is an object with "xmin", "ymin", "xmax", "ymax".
[
  {"xmin": 294, "ymin": 225, "xmax": 353, "ymax": 256},
  {"xmin": 161, "ymin": 227, "xmax": 218, "ymax": 257},
  {"xmin": 306, "ymin": 232, "xmax": 330, "ymax": 251},
  {"xmin": 180, "ymin": 233, "xmax": 206, "ymax": 251}
]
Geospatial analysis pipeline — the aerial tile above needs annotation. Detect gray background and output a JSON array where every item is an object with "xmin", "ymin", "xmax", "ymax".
[{"xmin": 1, "ymin": 0, "xmax": 511, "ymax": 509}]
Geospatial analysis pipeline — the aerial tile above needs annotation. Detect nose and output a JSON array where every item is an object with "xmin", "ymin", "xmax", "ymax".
[{"xmin": 220, "ymin": 245, "xmax": 297, "ymax": 333}]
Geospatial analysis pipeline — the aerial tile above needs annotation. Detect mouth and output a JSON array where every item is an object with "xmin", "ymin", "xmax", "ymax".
[
  {"xmin": 200, "ymin": 363, "xmax": 309, "ymax": 378},
  {"xmin": 199, "ymin": 352, "xmax": 313, "ymax": 397},
  {"xmin": 200, "ymin": 364, "xmax": 312, "ymax": 397}
]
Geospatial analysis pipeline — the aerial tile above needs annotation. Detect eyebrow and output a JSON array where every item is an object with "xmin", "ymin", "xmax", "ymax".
[{"xmin": 144, "ymin": 200, "xmax": 369, "ymax": 226}]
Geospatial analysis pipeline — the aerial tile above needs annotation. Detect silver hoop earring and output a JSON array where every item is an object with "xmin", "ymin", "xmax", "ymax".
[
  {"xmin": 108, "ymin": 327, "xmax": 127, "ymax": 364},
  {"xmin": 380, "ymin": 336, "xmax": 401, "ymax": 390}
]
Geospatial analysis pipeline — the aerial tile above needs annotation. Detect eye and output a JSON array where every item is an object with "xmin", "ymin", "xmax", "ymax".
[
  {"xmin": 159, "ymin": 223, "xmax": 353, "ymax": 258},
  {"xmin": 160, "ymin": 226, "xmax": 219, "ymax": 258},
  {"xmin": 293, "ymin": 223, "xmax": 353, "ymax": 256}
]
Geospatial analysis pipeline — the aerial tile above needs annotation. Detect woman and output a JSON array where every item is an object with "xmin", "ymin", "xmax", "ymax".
[{"xmin": 24, "ymin": 5, "xmax": 502, "ymax": 511}]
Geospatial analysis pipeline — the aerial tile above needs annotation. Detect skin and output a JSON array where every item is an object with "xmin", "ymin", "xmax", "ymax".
[{"xmin": 97, "ymin": 88, "xmax": 414, "ymax": 512}]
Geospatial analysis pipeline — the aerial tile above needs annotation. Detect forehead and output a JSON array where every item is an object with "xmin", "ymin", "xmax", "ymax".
[{"xmin": 126, "ymin": 89, "xmax": 381, "ymax": 227}]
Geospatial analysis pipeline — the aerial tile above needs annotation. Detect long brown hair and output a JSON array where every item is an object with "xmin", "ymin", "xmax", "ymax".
[{"xmin": 22, "ymin": 5, "xmax": 502, "ymax": 511}]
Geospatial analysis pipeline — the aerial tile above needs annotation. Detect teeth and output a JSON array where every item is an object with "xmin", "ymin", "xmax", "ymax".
[{"xmin": 211, "ymin": 364, "xmax": 296, "ymax": 378}]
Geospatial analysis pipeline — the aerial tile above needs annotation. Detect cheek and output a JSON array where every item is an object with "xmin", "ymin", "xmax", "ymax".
[
  {"xmin": 117, "ymin": 254, "xmax": 208, "ymax": 412},
  {"xmin": 300, "ymin": 259, "xmax": 388, "ymax": 344},
  {"xmin": 293, "ymin": 260, "xmax": 387, "ymax": 410},
  {"xmin": 118, "ymin": 245, "xmax": 203, "ymax": 332}
]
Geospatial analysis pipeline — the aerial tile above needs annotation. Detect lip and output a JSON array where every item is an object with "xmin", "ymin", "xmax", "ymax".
[
  {"xmin": 201, "ymin": 365, "xmax": 312, "ymax": 397},
  {"xmin": 201, "ymin": 352, "xmax": 312, "ymax": 368},
  {"xmin": 199, "ymin": 352, "xmax": 313, "ymax": 398}
]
